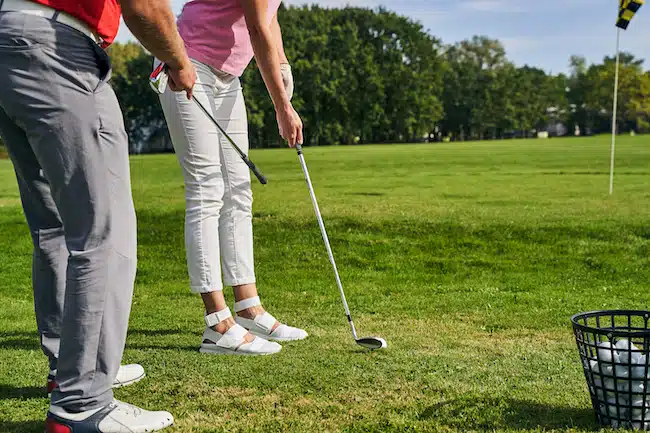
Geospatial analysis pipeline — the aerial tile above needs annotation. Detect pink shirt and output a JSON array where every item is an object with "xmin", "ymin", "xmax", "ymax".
[{"xmin": 178, "ymin": 0, "xmax": 282, "ymax": 77}]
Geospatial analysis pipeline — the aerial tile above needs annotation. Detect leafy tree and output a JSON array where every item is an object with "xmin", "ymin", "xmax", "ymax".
[
  {"xmin": 108, "ymin": 43, "xmax": 170, "ymax": 152},
  {"xmin": 105, "ymin": 7, "xmax": 650, "ymax": 152}
]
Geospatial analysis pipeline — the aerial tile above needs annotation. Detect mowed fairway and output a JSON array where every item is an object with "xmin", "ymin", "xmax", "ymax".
[{"xmin": 1, "ymin": 136, "xmax": 649, "ymax": 432}]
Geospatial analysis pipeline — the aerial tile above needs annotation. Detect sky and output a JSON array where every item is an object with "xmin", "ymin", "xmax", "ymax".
[{"xmin": 114, "ymin": 0, "xmax": 650, "ymax": 75}]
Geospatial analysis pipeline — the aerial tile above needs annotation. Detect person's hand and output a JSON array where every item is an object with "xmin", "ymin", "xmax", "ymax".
[
  {"xmin": 276, "ymin": 103, "xmax": 303, "ymax": 147},
  {"xmin": 280, "ymin": 63, "xmax": 294, "ymax": 101},
  {"xmin": 167, "ymin": 58, "xmax": 196, "ymax": 100}
]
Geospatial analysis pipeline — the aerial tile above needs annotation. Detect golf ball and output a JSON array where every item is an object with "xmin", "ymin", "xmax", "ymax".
[
  {"xmin": 633, "ymin": 366, "xmax": 650, "ymax": 380},
  {"xmin": 614, "ymin": 365, "xmax": 631, "ymax": 379},
  {"xmin": 632, "ymin": 355, "xmax": 650, "ymax": 379},
  {"xmin": 589, "ymin": 359, "xmax": 614, "ymax": 377},
  {"xmin": 601, "ymin": 397, "xmax": 626, "ymax": 419},
  {"xmin": 617, "ymin": 379, "xmax": 631, "ymax": 393},
  {"xmin": 604, "ymin": 377, "xmax": 617, "ymax": 391},
  {"xmin": 631, "ymin": 408, "xmax": 650, "ymax": 421},
  {"xmin": 629, "ymin": 380, "xmax": 645, "ymax": 394},
  {"xmin": 598, "ymin": 342, "xmax": 620, "ymax": 364},
  {"xmin": 616, "ymin": 339, "xmax": 640, "ymax": 365},
  {"xmin": 617, "ymin": 379, "xmax": 644, "ymax": 394}
]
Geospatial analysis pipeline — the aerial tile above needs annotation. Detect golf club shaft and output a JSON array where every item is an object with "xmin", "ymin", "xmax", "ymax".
[
  {"xmin": 295, "ymin": 145, "xmax": 359, "ymax": 340},
  {"xmin": 191, "ymin": 96, "xmax": 267, "ymax": 185}
]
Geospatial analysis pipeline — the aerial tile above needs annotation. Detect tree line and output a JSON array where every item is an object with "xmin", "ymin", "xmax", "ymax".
[{"xmin": 6, "ymin": 5, "xmax": 649, "ymax": 154}]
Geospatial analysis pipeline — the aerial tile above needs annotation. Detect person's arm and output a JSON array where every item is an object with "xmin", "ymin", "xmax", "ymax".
[
  {"xmin": 270, "ymin": 12, "xmax": 293, "ymax": 100},
  {"xmin": 241, "ymin": 0, "xmax": 301, "ymax": 145},
  {"xmin": 118, "ymin": 0, "xmax": 195, "ymax": 97},
  {"xmin": 241, "ymin": 0, "xmax": 289, "ymax": 109},
  {"xmin": 270, "ymin": 13, "xmax": 288, "ymax": 64}
]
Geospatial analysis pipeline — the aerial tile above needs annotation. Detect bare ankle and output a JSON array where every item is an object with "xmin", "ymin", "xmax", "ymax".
[
  {"xmin": 212, "ymin": 317, "xmax": 236, "ymax": 334},
  {"xmin": 237, "ymin": 306, "xmax": 265, "ymax": 320}
]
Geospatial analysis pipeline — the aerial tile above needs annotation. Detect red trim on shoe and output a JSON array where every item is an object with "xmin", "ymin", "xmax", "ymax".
[
  {"xmin": 45, "ymin": 418, "xmax": 72, "ymax": 433},
  {"xmin": 47, "ymin": 379, "xmax": 58, "ymax": 394}
]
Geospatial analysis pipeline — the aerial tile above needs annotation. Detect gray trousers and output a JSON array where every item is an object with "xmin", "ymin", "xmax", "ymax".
[{"xmin": 0, "ymin": 12, "xmax": 137, "ymax": 412}]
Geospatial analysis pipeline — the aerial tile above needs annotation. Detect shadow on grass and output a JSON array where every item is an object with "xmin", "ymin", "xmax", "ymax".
[
  {"xmin": 0, "ymin": 421, "xmax": 43, "ymax": 433},
  {"xmin": 126, "ymin": 328, "xmax": 193, "ymax": 337},
  {"xmin": 346, "ymin": 192, "xmax": 385, "ymax": 197},
  {"xmin": 0, "ymin": 336, "xmax": 39, "ymax": 350},
  {"xmin": 2, "ymin": 328, "xmax": 191, "ymax": 339},
  {"xmin": 125, "ymin": 343, "xmax": 198, "ymax": 352},
  {"xmin": 418, "ymin": 396, "xmax": 598, "ymax": 431},
  {"xmin": 0, "ymin": 384, "xmax": 44, "ymax": 401}
]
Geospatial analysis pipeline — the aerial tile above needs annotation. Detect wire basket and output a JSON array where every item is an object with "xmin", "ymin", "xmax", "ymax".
[{"xmin": 572, "ymin": 310, "xmax": 650, "ymax": 430}]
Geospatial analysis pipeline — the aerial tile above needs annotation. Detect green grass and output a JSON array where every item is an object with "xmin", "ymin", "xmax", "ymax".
[{"xmin": 1, "ymin": 135, "xmax": 650, "ymax": 432}]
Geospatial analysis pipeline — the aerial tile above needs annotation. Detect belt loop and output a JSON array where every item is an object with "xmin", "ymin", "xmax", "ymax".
[{"xmin": 52, "ymin": 10, "xmax": 60, "ymax": 20}]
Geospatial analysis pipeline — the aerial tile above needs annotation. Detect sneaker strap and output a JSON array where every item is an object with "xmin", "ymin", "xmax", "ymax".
[
  {"xmin": 204, "ymin": 307, "xmax": 232, "ymax": 328},
  {"xmin": 233, "ymin": 296, "xmax": 261, "ymax": 313}
]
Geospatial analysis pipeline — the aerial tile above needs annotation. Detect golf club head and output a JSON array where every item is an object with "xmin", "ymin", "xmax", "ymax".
[
  {"xmin": 149, "ymin": 60, "xmax": 168, "ymax": 95},
  {"xmin": 356, "ymin": 337, "xmax": 387, "ymax": 350}
]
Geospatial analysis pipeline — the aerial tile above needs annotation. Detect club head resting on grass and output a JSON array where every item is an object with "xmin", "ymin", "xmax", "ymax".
[{"xmin": 356, "ymin": 337, "xmax": 387, "ymax": 350}]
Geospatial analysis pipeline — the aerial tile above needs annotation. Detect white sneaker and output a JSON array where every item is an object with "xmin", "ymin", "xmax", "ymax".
[
  {"xmin": 199, "ymin": 308, "xmax": 282, "ymax": 355},
  {"xmin": 234, "ymin": 296, "xmax": 308, "ymax": 342},
  {"xmin": 113, "ymin": 364, "xmax": 146, "ymax": 388},
  {"xmin": 46, "ymin": 399, "xmax": 174, "ymax": 432},
  {"xmin": 48, "ymin": 364, "xmax": 146, "ymax": 396}
]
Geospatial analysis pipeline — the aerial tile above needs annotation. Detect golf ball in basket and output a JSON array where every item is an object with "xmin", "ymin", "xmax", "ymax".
[
  {"xmin": 603, "ymin": 377, "xmax": 617, "ymax": 391},
  {"xmin": 631, "ymin": 403, "xmax": 650, "ymax": 430},
  {"xmin": 632, "ymin": 355, "xmax": 650, "ymax": 379},
  {"xmin": 598, "ymin": 342, "xmax": 620, "ymax": 364},
  {"xmin": 617, "ymin": 379, "xmax": 643, "ymax": 393},
  {"xmin": 616, "ymin": 339, "xmax": 640, "ymax": 365},
  {"xmin": 614, "ymin": 365, "xmax": 631, "ymax": 379},
  {"xmin": 601, "ymin": 397, "xmax": 626, "ymax": 419},
  {"xmin": 589, "ymin": 359, "xmax": 614, "ymax": 377}
]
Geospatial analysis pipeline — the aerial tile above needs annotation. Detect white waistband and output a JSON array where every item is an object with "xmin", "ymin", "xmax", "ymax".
[{"xmin": 0, "ymin": 0, "xmax": 101, "ymax": 44}]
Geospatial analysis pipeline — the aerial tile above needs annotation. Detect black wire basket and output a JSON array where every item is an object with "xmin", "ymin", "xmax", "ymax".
[{"xmin": 572, "ymin": 310, "xmax": 650, "ymax": 430}]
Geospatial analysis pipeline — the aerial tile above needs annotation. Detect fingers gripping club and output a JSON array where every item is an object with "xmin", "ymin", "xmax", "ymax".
[{"xmin": 149, "ymin": 63, "xmax": 267, "ymax": 185}]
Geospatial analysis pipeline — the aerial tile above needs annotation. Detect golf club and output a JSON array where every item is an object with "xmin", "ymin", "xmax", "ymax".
[
  {"xmin": 149, "ymin": 62, "xmax": 267, "ymax": 185},
  {"xmin": 295, "ymin": 144, "xmax": 387, "ymax": 350}
]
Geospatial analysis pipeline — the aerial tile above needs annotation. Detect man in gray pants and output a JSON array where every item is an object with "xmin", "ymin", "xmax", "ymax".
[{"xmin": 0, "ymin": 0, "xmax": 195, "ymax": 430}]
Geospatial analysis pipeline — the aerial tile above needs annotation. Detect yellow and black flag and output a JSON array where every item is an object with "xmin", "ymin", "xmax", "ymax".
[{"xmin": 617, "ymin": 0, "xmax": 644, "ymax": 29}]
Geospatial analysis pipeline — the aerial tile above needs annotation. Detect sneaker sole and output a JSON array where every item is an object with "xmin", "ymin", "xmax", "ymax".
[
  {"xmin": 199, "ymin": 344, "xmax": 281, "ymax": 356},
  {"xmin": 248, "ymin": 329, "xmax": 309, "ymax": 342},
  {"xmin": 43, "ymin": 422, "xmax": 173, "ymax": 433}
]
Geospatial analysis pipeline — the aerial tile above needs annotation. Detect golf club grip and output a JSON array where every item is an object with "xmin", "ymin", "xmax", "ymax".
[{"xmin": 244, "ymin": 157, "xmax": 267, "ymax": 184}]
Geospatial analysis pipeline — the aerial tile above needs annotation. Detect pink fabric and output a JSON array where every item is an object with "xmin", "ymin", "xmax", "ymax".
[{"xmin": 178, "ymin": 0, "xmax": 282, "ymax": 77}]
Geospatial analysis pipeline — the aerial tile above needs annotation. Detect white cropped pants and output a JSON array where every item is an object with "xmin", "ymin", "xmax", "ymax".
[{"xmin": 158, "ymin": 58, "xmax": 255, "ymax": 293}]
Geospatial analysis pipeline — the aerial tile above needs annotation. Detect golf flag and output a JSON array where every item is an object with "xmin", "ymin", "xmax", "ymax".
[{"xmin": 617, "ymin": 0, "xmax": 644, "ymax": 29}]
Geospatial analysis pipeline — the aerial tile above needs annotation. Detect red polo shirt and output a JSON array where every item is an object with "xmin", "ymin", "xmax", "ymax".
[{"xmin": 30, "ymin": 0, "xmax": 121, "ymax": 46}]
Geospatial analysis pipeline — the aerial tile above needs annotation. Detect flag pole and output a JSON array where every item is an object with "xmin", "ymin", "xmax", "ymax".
[{"xmin": 609, "ymin": 27, "xmax": 621, "ymax": 195}]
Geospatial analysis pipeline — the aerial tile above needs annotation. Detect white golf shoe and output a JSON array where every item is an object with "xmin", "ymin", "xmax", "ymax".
[
  {"xmin": 48, "ymin": 364, "xmax": 146, "ymax": 396},
  {"xmin": 46, "ymin": 399, "xmax": 174, "ymax": 432},
  {"xmin": 112, "ymin": 364, "xmax": 146, "ymax": 388}
]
